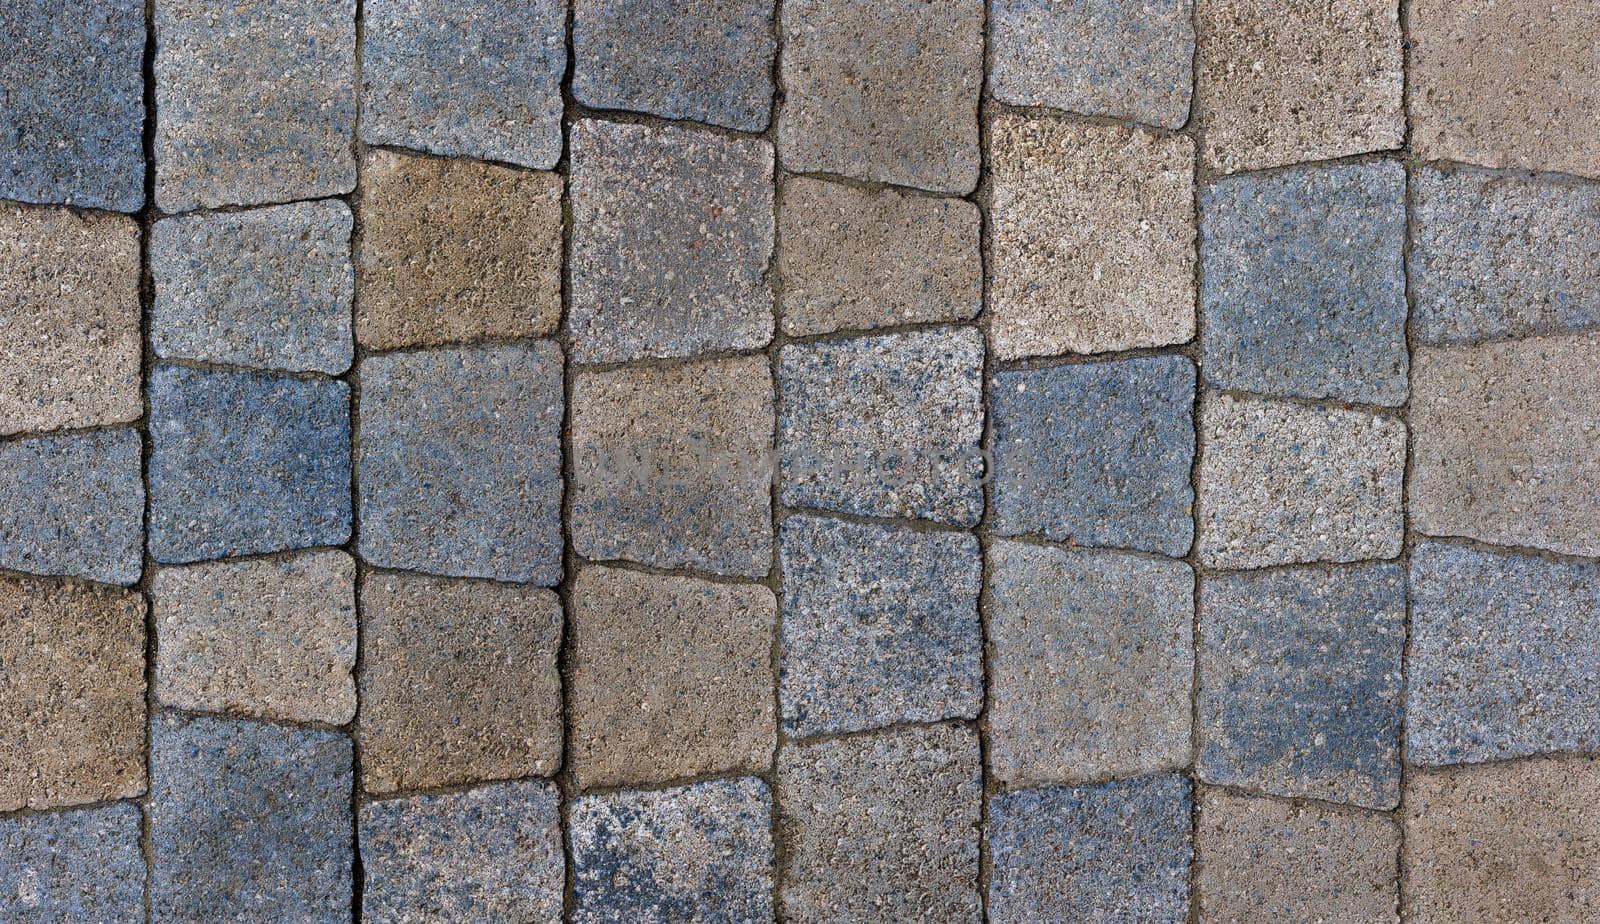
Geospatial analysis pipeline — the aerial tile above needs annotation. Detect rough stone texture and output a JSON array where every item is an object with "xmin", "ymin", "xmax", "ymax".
[
  {"xmin": 0, "ymin": 429, "xmax": 144, "ymax": 586},
  {"xmin": 569, "ymin": 564, "xmax": 776, "ymax": 788},
  {"xmin": 778, "ymin": 723, "xmax": 981, "ymax": 922},
  {"xmin": 1197, "ymin": 394, "xmax": 1405, "ymax": 570},
  {"xmin": 0, "ymin": 0, "xmax": 144, "ymax": 211},
  {"xmin": 778, "ymin": 177, "xmax": 981, "ymax": 337},
  {"xmin": 571, "ymin": 356, "xmax": 773, "ymax": 578},
  {"xmin": 1405, "ymin": 758, "xmax": 1600, "ymax": 923},
  {"xmin": 778, "ymin": 0, "xmax": 982, "ymax": 193},
  {"xmin": 568, "ymin": 119, "xmax": 774, "ymax": 363},
  {"xmin": 152, "ymin": 550, "xmax": 357, "ymax": 725},
  {"xmin": 360, "ymin": 781, "xmax": 565, "ymax": 924},
  {"xmin": 152, "ymin": 200, "xmax": 354, "ymax": 374},
  {"xmin": 1408, "ymin": 541, "xmax": 1600, "ymax": 766},
  {"xmin": 988, "ymin": 540, "xmax": 1193, "ymax": 787},
  {"xmin": 1198, "ymin": 563, "xmax": 1405, "ymax": 809},
  {"xmin": 989, "ymin": 114, "xmax": 1195, "ymax": 359},
  {"xmin": 989, "ymin": 0, "xmax": 1194, "ymax": 128},
  {"xmin": 148, "ymin": 365, "xmax": 351, "ymax": 564},
  {"xmin": 1195, "ymin": 0, "xmax": 1404, "ymax": 174},
  {"xmin": 1413, "ymin": 167, "xmax": 1600, "ymax": 344},
  {"xmin": 0, "ymin": 575, "xmax": 144, "ymax": 812},
  {"xmin": 359, "ymin": 571, "xmax": 563, "ymax": 793},
  {"xmin": 0, "ymin": 803, "xmax": 145, "ymax": 923},
  {"xmin": 1410, "ymin": 332, "xmax": 1600, "ymax": 558},
  {"xmin": 989, "ymin": 774, "xmax": 1192, "ymax": 924},
  {"xmin": 780, "ymin": 514, "xmax": 982, "ymax": 738},
  {"xmin": 357, "ymin": 149, "xmax": 563, "ymax": 350},
  {"xmin": 1196, "ymin": 789, "xmax": 1400, "ymax": 923},
  {"xmin": 153, "ymin": 0, "xmax": 356, "ymax": 212},
  {"xmin": 1410, "ymin": 0, "xmax": 1600, "ymax": 180},
  {"xmin": 779, "ymin": 327, "xmax": 984, "ymax": 526},
  {"xmin": 991, "ymin": 356, "xmax": 1195, "ymax": 556},
  {"xmin": 0, "ymin": 206, "xmax": 141, "ymax": 436},
  {"xmin": 361, "ymin": 0, "xmax": 564, "ymax": 168},
  {"xmin": 1201, "ymin": 162, "xmax": 1409, "ymax": 406},
  {"xmin": 358, "ymin": 343, "xmax": 563, "ymax": 585},
  {"xmin": 573, "ymin": 0, "xmax": 775, "ymax": 131},
  {"xmin": 571, "ymin": 778, "xmax": 774, "ymax": 923},
  {"xmin": 150, "ymin": 714, "xmax": 352, "ymax": 923}
]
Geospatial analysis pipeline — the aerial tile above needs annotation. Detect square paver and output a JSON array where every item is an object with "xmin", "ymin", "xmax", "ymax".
[
  {"xmin": 989, "ymin": 114, "xmax": 1195, "ymax": 359},
  {"xmin": 0, "ymin": 430, "xmax": 144, "ymax": 586},
  {"xmin": 358, "ymin": 343, "xmax": 563, "ymax": 584},
  {"xmin": 1198, "ymin": 563, "xmax": 1406, "ymax": 809},
  {"xmin": 778, "ymin": 0, "xmax": 982, "ymax": 193},
  {"xmin": 571, "ymin": 356, "xmax": 774, "ymax": 578},
  {"xmin": 779, "ymin": 514, "xmax": 982, "ymax": 737},
  {"xmin": 780, "ymin": 327, "xmax": 984, "ymax": 526},
  {"xmin": 1200, "ymin": 161, "xmax": 1408, "ymax": 405},
  {"xmin": 0, "ymin": 803, "xmax": 144, "ymax": 923},
  {"xmin": 988, "ymin": 540, "xmax": 1193, "ymax": 786},
  {"xmin": 991, "ymin": 356, "xmax": 1195, "ymax": 556},
  {"xmin": 569, "ymin": 564, "xmax": 775, "ymax": 789},
  {"xmin": 568, "ymin": 119, "xmax": 774, "ymax": 362}
]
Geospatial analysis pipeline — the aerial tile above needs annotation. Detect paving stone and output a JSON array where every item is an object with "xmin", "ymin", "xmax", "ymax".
[
  {"xmin": 779, "ymin": 327, "xmax": 983, "ymax": 526},
  {"xmin": 988, "ymin": 774, "xmax": 1192, "ymax": 924},
  {"xmin": 1200, "ymin": 162, "xmax": 1408, "ymax": 406},
  {"xmin": 989, "ymin": 114, "xmax": 1195, "ymax": 359},
  {"xmin": 991, "ymin": 356, "xmax": 1195, "ymax": 556},
  {"xmin": 0, "ymin": 0, "xmax": 144, "ymax": 211},
  {"xmin": 0, "ymin": 206, "xmax": 141, "ymax": 436},
  {"xmin": 359, "ymin": 571, "xmax": 562, "ymax": 794},
  {"xmin": 573, "ymin": 0, "xmax": 775, "ymax": 131},
  {"xmin": 569, "ymin": 564, "xmax": 775, "ymax": 788},
  {"xmin": 572, "ymin": 777, "xmax": 774, "ymax": 923},
  {"xmin": 988, "ymin": 540, "xmax": 1193, "ymax": 786},
  {"xmin": 0, "ymin": 575, "xmax": 144, "ymax": 812},
  {"xmin": 152, "ymin": 201, "xmax": 354, "ymax": 374},
  {"xmin": 1195, "ymin": 0, "xmax": 1403, "ymax": 174},
  {"xmin": 152, "ymin": 550, "xmax": 356, "ymax": 725},
  {"xmin": 778, "ymin": 177, "xmax": 981, "ymax": 337},
  {"xmin": 0, "ymin": 430, "xmax": 144, "ymax": 586},
  {"xmin": 153, "ymin": 0, "xmax": 356, "ymax": 212},
  {"xmin": 571, "ymin": 356, "xmax": 773, "ymax": 578},
  {"xmin": 1410, "ymin": 332, "xmax": 1600, "ymax": 557},
  {"xmin": 360, "ymin": 781, "xmax": 564, "ymax": 924},
  {"xmin": 778, "ymin": 723, "xmax": 981, "ymax": 922},
  {"xmin": 150, "ymin": 714, "xmax": 351, "ymax": 923},
  {"xmin": 358, "ymin": 343, "xmax": 563, "ymax": 584},
  {"xmin": 148, "ymin": 365, "xmax": 351, "ymax": 564},
  {"xmin": 1198, "ymin": 563, "xmax": 1405, "ymax": 809},
  {"xmin": 779, "ymin": 514, "xmax": 981, "ymax": 738},
  {"xmin": 1197, "ymin": 394, "xmax": 1405, "ymax": 569},
  {"xmin": 568, "ymin": 119, "xmax": 774, "ymax": 362},
  {"xmin": 0, "ymin": 803, "xmax": 144, "ymax": 923},
  {"xmin": 361, "ymin": 0, "xmax": 564, "ymax": 168},
  {"xmin": 989, "ymin": 0, "xmax": 1194, "ymax": 128},
  {"xmin": 777, "ymin": 0, "xmax": 982, "ymax": 193}
]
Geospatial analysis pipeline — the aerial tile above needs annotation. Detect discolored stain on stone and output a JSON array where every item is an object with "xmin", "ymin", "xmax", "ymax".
[
  {"xmin": 0, "ymin": 803, "xmax": 145, "ymax": 923},
  {"xmin": 0, "ymin": 429, "xmax": 144, "ymax": 587}
]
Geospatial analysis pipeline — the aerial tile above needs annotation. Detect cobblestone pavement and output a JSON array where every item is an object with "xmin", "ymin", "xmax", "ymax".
[{"xmin": 2, "ymin": 1, "xmax": 1598, "ymax": 921}]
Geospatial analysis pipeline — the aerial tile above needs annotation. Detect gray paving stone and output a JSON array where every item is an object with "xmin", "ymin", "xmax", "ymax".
[
  {"xmin": 0, "ymin": 803, "xmax": 144, "ymax": 923},
  {"xmin": 0, "ymin": 429, "xmax": 144, "ymax": 586}
]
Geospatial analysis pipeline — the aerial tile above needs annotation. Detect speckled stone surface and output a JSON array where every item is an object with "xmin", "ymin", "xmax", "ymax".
[
  {"xmin": 571, "ymin": 777, "xmax": 774, "ymax": 923},
  {"xmin": 358, "ymin": 343, "xmax": 563, "ymax": 584},
  {"xmin": 152, "ymin": 200, "xmax": 354, "ymax": 374},
  {"xmin": 991, "ymin": 356, "xmax": 1195, "ymax": 556},
  {"xmin": 779, "ymin": 514, "xmax": 982, "ymax": 737},
  {"xmin": 988, "ymin": 774, "xmax": 1192, "ymax": 924},
  {"xmin": 1200, "ymin": 161, "xmax": 1409, "ymax": 405},
  {"xmin": 0, "ymin": 429, "xmax": 144, "ymax": 586},
  {"xmin": 0, "ymin": 803, "xmax": 145, "ymax": 923}
]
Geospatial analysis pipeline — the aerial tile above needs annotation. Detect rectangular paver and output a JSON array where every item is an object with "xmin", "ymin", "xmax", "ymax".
[
  {"xmin": 0, "ymin": 429, "xmax": 144, "ymax": 586},
  {"xmin": 0, "ymin": 803, "xmax": 145, "ymax": 923}
]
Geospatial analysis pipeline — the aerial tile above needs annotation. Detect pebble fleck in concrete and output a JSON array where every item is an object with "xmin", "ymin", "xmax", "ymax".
[{"xmin": 0, "ymin": 803, "xmax": 145, "ymax": 923}]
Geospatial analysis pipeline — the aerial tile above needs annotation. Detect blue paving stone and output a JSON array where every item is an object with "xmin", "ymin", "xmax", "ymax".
[
  {"xmin": 1408, "ymin": 541, "xmax": 1600, "ymax": 766},
  {"xmin": 0, "ymin": 429, "xmax": 143, "ymax": 586},
  {"xmin": 361, "ymin": 0, "xmax": 565, "ymax": 169},
  {"xmin": 148, "ymin": 365, "xmax": 351, "ymax": 563},
  {"xmin": 988, "ymin": 774, "xmax": 1192, "ymax": 924},
  {"xmin": 1198, "ymin": 563, "xmax": 1405, "ymax": 809},
  {"xmin": 359, "ymin": 343, "xmax": 563, "ymax": 585},
  {"xmin": 1200, "ymin": 161, "xmax": 1408, "ymax": 405},
  {"xmin": 150, "ymin": 714, "xmax": 352, "ymax": 923},
  {"xmin": 0, "ymin": 803, "xmax": 143, "ymax": 923},
  {"xmin": 991, "ymin": 355, "xmax": 1195, "ymax": 556}
]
